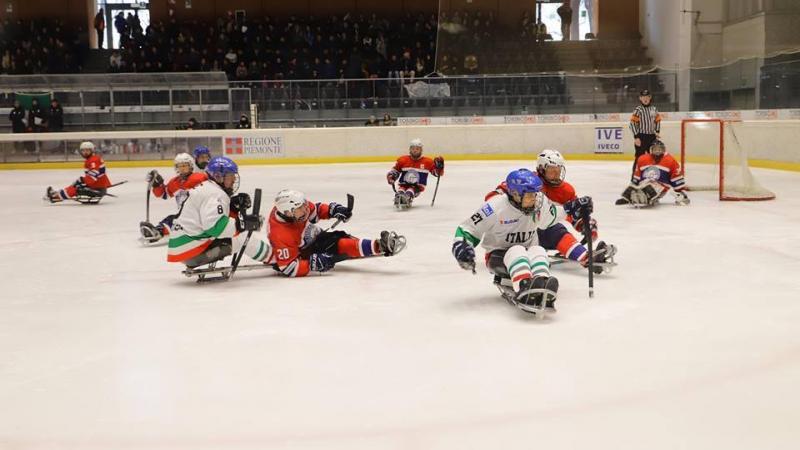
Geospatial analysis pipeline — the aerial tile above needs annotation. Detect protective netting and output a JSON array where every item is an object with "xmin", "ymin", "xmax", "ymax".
[{"xmin": 680, "ymin": 120, "xmax": 775, "ymax": 201}]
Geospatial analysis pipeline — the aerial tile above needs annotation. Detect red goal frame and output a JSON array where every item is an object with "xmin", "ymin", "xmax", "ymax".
[{"xmin": 680, "ymin": 118, "xmax": 775, "ymax": 201}]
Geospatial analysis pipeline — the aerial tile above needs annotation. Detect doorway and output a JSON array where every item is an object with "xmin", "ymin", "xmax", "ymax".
[{"xmin": 97, "ymin": 1, "xmax": 151, "ymax": 50}]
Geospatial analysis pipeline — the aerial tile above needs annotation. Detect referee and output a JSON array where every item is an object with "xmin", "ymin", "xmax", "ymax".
[{"xmin": 628, "ymin": 89, "xmax": 661, "ymax": 177}]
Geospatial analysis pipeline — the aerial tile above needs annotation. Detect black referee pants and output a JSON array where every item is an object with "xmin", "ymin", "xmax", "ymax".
[{"xmin": 632, "ymin": 133, "xmax": 657, "ymax": 178}]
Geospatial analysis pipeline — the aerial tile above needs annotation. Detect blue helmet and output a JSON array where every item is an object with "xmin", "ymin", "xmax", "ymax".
[
  {"xmin": 193, "ymin": 145, "xmax": 211, "ymax": 169},
  {"xmin": 193, "ymin": 145, "xmax": 211, "ymax": 159},
  {"xmin": 205, "ymin": 156, "xmax": 239, "ymax": 194},
  {"xmin": 505, "ymin": 168, "xmax": 543, "ymax": 214}
]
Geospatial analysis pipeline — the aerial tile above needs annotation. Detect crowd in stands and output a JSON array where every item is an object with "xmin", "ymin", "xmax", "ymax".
[
  {"xmin": 0, "ymin": 19, "xmax": 86, "ymax": 75},
  {"xmin": 110, "ymin": 11, "xmax": 440, "ymax": 83}
]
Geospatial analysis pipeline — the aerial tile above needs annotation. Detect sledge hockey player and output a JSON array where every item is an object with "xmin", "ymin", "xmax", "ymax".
[
  {"xmin": 485, "ymin": 149, "xmax": 615, "ymax": 272},
  {"xmin": 140, "ymin": 153, "xmax": 208, "ymax": 243},
  {"xmin": 386, "ymin": 138, "xmax": 444, "ymax": 209},
  {"xmin": 615, "ymin": 140, "xmax": 690, "ymax": 207},
  {"xmin": 46, "ymin": 141, "xmax": 112, "ymax": 203},
  {"xmin": 167, "ymin": 156, "xmax": 271, "ymax": 269},
  {"xmin": 268, "ymin": 190, "xmax": 406, "ymax": 277},
  {"xmin": 193, "ymin": 145, "xmax": 212, "ymax": 170},
  {"xmin": 452, "ymin": 169, "xmax": 592, "ymax": 316}
]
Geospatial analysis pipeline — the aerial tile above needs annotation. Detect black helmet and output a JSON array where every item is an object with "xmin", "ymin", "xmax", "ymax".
[{"xmin": 639, "ymin": 89, "xmax": 651, "ymax": 96}]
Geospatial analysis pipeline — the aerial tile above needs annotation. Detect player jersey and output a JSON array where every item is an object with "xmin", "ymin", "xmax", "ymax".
[
  {"xmin": 486, "ymin": 180, "xmax": 577, "ymax": 205},
  {"xmin": 267, "ymin": 200, "xmax": 333, "ymax": 277},
  {"xmin": 633, "ymin": 153, "xmax": 686, "ymax": 191},
  {"xmin": 82, "ymin": 154, "xmax": 112, "ymax": 189},
  {"xmin": 153, "ymin": 172, "xmax": 208, "ymax": 207},
  {"xmin": 455, "ymin": 193, "xmax": 564, "ymax": 254},
  {"xmin": 167, "ymin": 180, "xmax": 238, "ymax": 263},
  {"xmin": 391, "ymin": 155, "xmax": 443, "ymax": 187}
]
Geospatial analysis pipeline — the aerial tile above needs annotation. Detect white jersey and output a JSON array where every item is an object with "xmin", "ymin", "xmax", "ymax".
[
  {"xmin": 167, "ymin": 180, "xmax": 236, "ymax": 262},
  {"xmin": 454, "ymin": 193, "xmax": 563, "ymax": 254}
]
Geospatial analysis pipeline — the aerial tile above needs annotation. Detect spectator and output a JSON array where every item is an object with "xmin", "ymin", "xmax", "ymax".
[
  {"xmin": 114, "ymin": 12, "xmax": 127, "ymax": 43},
  {"xmin": 8, "ymin": 100, "xmax": 26, "ymax": 133},
  {"xmin": 109, "ymin": 51, "xmax": 122, "ymax": 71},
  {"xmin": 186, "ymin": 117, "xmax": 199, "ymax": 130},
  {"xmin": 382, "ymin": 113, "xmax": 393, "ymax": 126},
  {"xmin": 94, "ymin": 9, "xmax": 106, "ymax": 49},
  {"xmin": 364, "ymin": 115, "xmax": 379, "ymax": 126},
  {"xmin": 48, "ymin": 99, "xmax": 64, "ymax": 132},
  {"xmin": 557, "ymin": 2, "xmax": 573, "ymax": 41},
  {"xmin": 534, "ymin": 20, "xmax": 549, "ymax": 42},
  {"xmin": 28, "ymin": 99, "xmax": 46, "ymax": 132},
  {"xmin": 236, "ymin": 114, "xmax": 251, "ymax": 129},
  {"xmin": 235, "ymin": 61, "xmax": 248, "ymax": 80}
]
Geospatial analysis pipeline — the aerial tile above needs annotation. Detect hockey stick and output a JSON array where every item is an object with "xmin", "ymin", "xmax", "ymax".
[
  {"xmin": 228, "ymin": 188, "xmax": 262, "ymax": 281},
  {"xmin": 145, "ymin": 179, "xmax": 152, "ymax": 223},
  {"xmin": 430, "ymin": 174, "xmax": 441, "ymax": 207},
  {"xmin": 108, "ymin": 180, "xmax": 128, "ymax": 189},
  {"xmin": 583, "ymin": 209, "xmax": 594, "ymax": 299},
  {"xmin": 323, "ymin": 193, "xmax": 354, "ymax": 232}
]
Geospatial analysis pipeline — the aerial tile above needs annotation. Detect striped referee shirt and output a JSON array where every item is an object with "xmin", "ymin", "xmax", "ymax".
[{"xmin": 630, "ymin": 104, "xmax": 661, "ymax": 136}]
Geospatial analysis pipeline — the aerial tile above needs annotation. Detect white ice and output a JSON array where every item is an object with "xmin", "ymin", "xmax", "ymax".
[{"xmin": 1, "ymin": 161, "xmax": 799, "ymax": 450}]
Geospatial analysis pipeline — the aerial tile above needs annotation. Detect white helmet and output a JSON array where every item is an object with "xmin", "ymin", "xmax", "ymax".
[
  {"xmin": 173, "ymin": 152, "xmax": 194, "ymax": 174},
  {"xmin": 410, "ymin": 138, "xmax": 423, "ymax": 148},
  {"xmin": 536, "ymin": 149, "xmax": 566, "ymax": 185},
  {"xmin": 274, "ymin": 189, "xmax": 307, "ymax": 220},
  {"xmin": 79, "ymin": 141, "xmax": 95, "ymax": 152}
]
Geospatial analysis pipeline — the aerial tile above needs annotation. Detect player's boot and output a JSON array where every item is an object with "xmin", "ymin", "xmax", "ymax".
[
  {"xmin": 543, "ymin": 276, "xmax": 559, "ymax": 312},
  {"xmin": 139, "ymin": 221, "xmax": 163, "ymax": 243},
  {"xmin": 615, "ymin": 186, "xmax": 633, "ymax": 205},
  {"xmin": 394, "ymin": 192, "xmax": 410, "ymax": 210},
  {"xmin": 377, "ymin": 230, "xmax": 407, "ymax": 256},
  {"xmin": 515, "ymin": 276, "xmax": 547, "ymax": 314},
  {"xmin": 45, "ymin": 186, "xmax": 62, "ymax": 203},
  {"xmin": 580, "ymin": 241, "xmax": 617, "ymax": 274}
]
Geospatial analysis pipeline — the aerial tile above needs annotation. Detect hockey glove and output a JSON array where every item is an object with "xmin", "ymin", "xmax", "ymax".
[
  {"xmin": 146, "ymin": 170, "xmax": 164, "ymax": 187},
  {"xmin": 452, "ymin": 240, "xmax": 476, "ymax": 270},
  {"xmin": 230, "ymin": 193, "xmax": 252, "ymax": 213},
  {"xmin": 573, "ymin": 216, "xmax": 598, "ymax": 241},
  {"xmin": 329, "ymin": 202, "xmax": 353, "ymax": 222},
  {"xmin": 433, "ymin": 156, "xmax": 445, "ymax": 171},
  {"xmin": 237, "ymin": 214, "xmax": 264, "ymax": 232},
  {"xmin": 309, "ymin": 252, "xmax": 335, "ymax": 272},
  {"xmin": 387, "ymin": 169, "xmax": 400, "ymax": 185},
  {"xmin": 674, "ymin": 191, "xmax": 690, "ymax": 206},
  {"xmin": 564, "ymin": 196, "xmax": 594, "ymax": 220}
]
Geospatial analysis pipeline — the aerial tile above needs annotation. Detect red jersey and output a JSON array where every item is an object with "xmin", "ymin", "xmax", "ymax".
[
  {"xmin": 267, "ymin": 200, "xmax": 332, "ymax": 277},
  {"xmin": 153, "ymin": 172, "xmax": 207, "ymax": 205},
  {"xmin": 633, "ymin": 153, "xmax": 686, "ymax": 191},
  {"xmin": 392, "ymin": 155, "xmax": 443, "ymax": 187},
  {"xmin": 485, "ymin": 180, "xmax": 577, "ymax": 205},
  {"xmin": 82, "ymin": 154, "xmax": 112, "ymax": 189}
]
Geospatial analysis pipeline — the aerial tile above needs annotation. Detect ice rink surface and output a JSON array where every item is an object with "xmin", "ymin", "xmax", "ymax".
[{"xmin": 1, "ymin": 160, "xmax": 800, "ymax": 450}]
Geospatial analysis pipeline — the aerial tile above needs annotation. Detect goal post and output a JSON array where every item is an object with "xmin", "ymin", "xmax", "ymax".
[{"xmin": 680, "ymin": 118, "xmax": 775, "ymax": 201}]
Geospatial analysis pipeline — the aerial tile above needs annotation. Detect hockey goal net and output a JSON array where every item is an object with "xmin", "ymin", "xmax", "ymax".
[{"xmin": 680, "ymin": 119, "xmax": 775, "ymax": 201}]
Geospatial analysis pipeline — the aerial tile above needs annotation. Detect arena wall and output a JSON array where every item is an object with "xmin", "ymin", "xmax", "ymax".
[{"xmin": 1, "ymin": 118, "xmax": 799, "ymax": 171}]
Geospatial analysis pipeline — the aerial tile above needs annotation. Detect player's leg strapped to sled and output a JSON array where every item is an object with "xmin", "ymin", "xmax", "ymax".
[
  {"xmin": 487, "ymin": 245, "xmax": 559, "ymax": 315},
  {"xmin": 302, "ymin": 230, "xmax": 407, "ymax": 264},
  {"xmin": 46, "ymin": 181, "xmax": 108, "ymax": 204}
]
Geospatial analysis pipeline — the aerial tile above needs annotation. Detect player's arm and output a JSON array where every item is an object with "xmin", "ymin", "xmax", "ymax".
[
  {"xmin": 629, "ymin": 108, "xmax": 641, "ymax": 137},
  {"xmin": 432, "ymin": 156, "xmax": 444, "ymax": 177},
  {"xmin": 669, "ymin": 159, "xmax": 687, "ymax": 192},
  {"xmin": 387, "ymin": 157, "xmax": 403, "ymax": 185},
  {"xmin": 452, "ymin": 202, "xmax": 495, "ymax": 269},
  {"xmin": 147, "ymin": 170, "xmax": 168, "ymax": 199}
]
